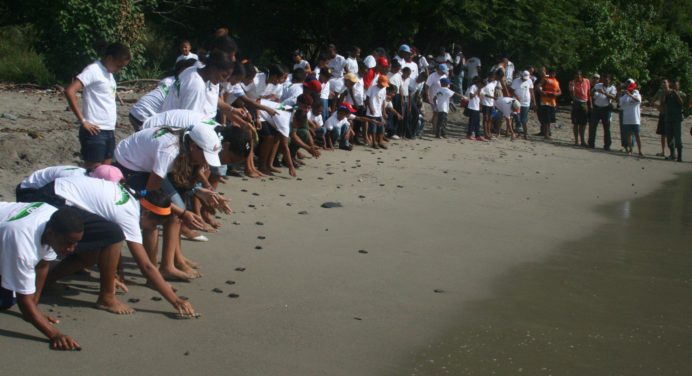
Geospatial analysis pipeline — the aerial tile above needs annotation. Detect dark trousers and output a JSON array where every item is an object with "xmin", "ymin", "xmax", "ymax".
[
  {"xmin": 589, "ymin": 106, "xmax": 611, "ymax": 149},
  {"xmin": 436, "ymin": 112, "xmax": 448, "ymax": 137},
  {"xmin": 408, "ymin": 99, "xmax": 421, "ymax": 138},
  {"xmin": 666, "ymin": 118, "xmax": 683, "ymax": 150},
  {"xmin": 467, "ymin": 109, "xmax": 481, "ymax": 136}
]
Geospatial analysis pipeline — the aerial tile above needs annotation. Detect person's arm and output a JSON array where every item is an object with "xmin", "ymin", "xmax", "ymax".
[
  {"xmin": 146, "ymin": 173, "xmax": 206, "ymax": 230},
  {"xmin": 238, "ymin": 96, "xmax": 278, "ymax": 116},
  {"xmin": 127, "ymin": 241, "xmax": 196, "ymax": 317},
  {"xmin": 64, "ymin": 79, "xmax": 100, "ymax": 136},
  {"xmin": 366, "ymin": 95, "xmax": 375, "ymax": 115},
  {"xmin": 290, "ymin": 131, "xmax": 317, "ymax": 156}
]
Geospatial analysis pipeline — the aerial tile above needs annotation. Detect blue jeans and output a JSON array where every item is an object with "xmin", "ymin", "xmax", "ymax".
[
  {"xmin": 115, "ymin": 164, "xmax": 186, "ymax": 209},
  {"xmin": 330, "ymin": 123, "xmax": 351, "ymax": 147},
  {"xmin": 467, "ymin": 109, "xmax": 480, "ymax": 136},
  {"xmin": 321, "ymin": 99, "xmax": 329, "ymax": 121},
  {"xmin": 518, "ymin": 106, "xmax": 529, "ymax": 129}
]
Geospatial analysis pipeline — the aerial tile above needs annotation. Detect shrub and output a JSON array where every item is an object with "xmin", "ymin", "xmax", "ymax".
[{"xmin": 0, "ymin": 25, "xmax": 55, "ymax": 85}]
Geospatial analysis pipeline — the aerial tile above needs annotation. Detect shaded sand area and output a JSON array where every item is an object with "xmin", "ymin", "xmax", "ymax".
[{"xmin": 0, "ymin": 89, "xmax": 691, "ymax": 375}]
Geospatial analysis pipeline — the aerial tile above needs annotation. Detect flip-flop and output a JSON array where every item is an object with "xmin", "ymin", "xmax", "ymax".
[{"xmin": 181, "ymin": 234, "xmax": 209, "ymax": 242}]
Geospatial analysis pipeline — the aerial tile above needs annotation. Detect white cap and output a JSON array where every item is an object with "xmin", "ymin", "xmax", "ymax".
[
  {"xmin": 363, "ymin": 55, "xmax": 376, "ymax": 69},
  {"xmin": 188, "ymin": 122, "xmax": 222, "ymax": 167},
  {"xmin": 521, "ymin": 70, "xmax": 530, "ymax": 78},
  {"xmin": 511, "ymin": 99, "xmax": 521, "ymax": 110}
]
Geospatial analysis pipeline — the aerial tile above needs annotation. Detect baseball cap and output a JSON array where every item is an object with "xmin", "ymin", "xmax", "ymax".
[
  {"xmin": 511, "ymin": 99, "xmax": 521, "ymax": 111},
  {"xmin": 89, "ymin": 165, "xmax": 124, "ymax": 183},
  {"xmin": 592, "ymin": 73, "xmax": 601, "ymax": 79},
  {"xmin": 343, "ymin": 73, "xmax": 358, "ymax": 83},
  {"xmin": 302, "ymin": 78, "xmax": 322, "ymax": 94},
  {"xmin": 440, "ymin": 78, "xmax": 451, "ymax": 85},
  {"xmin": 377, "ymin": 75, "xmax": 389, "ymax": 87},
  {"xmin": 398, "ymin": 44, "xmax": 411, "ymax": 53},
  {"xmin": 627, "ymin": 80, "xmax": 637, "ymax": 91},
  {"xmin": 363, "ymin": 55, "xmax": 376, "ymax": 69},
  {"xmin": 189, "ymin": 123, "xmax": 222, "ymax": 167},
  {"xmin": 376, "ymin": 57, "xmax": 389, "ymax": 67},
  {"xmin": 438, "ymin": 64, "xmax": 449, "ymax": 73},
  {"xmin": 521, "ymin": 70, "xmax": 530, "ymax": 78},
  {"xmin": 338, "ymin": 102, "xmax": 357, "ymax": 113}
]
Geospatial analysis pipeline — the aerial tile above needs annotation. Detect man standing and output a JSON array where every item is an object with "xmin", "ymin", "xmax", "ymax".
[
  {"xmin": 589, "ymin": 74, "xmax": 617, "ymax": 150},
  {"xmin": 537, "ymin": 67, "xmax": 561, "ymax": 140},
  {"xmin": 511, "ymin": 71, "xmax": 536, "ymax": 139},
  {"xmin": 663, "ymin": 79, "xmax": 687, "ymax": 161},
  {"xmin": 569, "ymin": 71, "xmax": 591, "ymax": 146}
]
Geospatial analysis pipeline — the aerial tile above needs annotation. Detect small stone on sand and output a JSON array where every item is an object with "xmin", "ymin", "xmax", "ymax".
[
  {"xmin": 228, "ymin": 293, "xmax": 239, "ymax": 298},
  {"xmin": 235, "ymin": 267, "xmax": 246, "ymax": 272},
  {"xmin": 212, "ymin": 288, "xmax": 223, "ymax": 293},
  {"xmin": 321, "ymin": 202, "xmax": 343, "ymax": 208}
]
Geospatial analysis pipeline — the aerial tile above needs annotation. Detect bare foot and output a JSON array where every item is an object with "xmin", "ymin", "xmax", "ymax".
[
  {"xmin": 180, "ymin": 266, "xmax": 202, "ymax": 279},
  {"xmin": 184, "ymin": 258, "xmax": 200, "ymax": 269},
  {"xmin": 269, "ymin": 166, "xmax": 281, "ymax": 174},
  {"xmin": 245, "ymin": 169, "xmax": 263, "ymax": 178},
  {"xmin": 160, "ymin": 267, "xmax": 193, "ymax": 282},
  {"xmin": 96, "ymin": 297, "xmax": 135, "ymax": 315}
]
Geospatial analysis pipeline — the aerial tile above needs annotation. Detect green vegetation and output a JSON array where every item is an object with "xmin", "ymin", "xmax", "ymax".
[
  {"xmin": 0, "ymin": 26, "xmax": 54, "ymax": 85},
  {"xmin": 0, "ymin": 0, "xmax": 688, "ymax": 94}
]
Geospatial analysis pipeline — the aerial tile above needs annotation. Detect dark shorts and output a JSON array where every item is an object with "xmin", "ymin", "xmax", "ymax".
[
  {"xmin": 571, "ymin": 102, "xmax": 589, "ymax": 125},
  {"xmin": 258, "ymin": 121, "xmax": 279, "ymax": 137},
  {"xmin": 656, "ymin": 113, "xmax": 665, "ymax": 135},
  {"xmin": 113, "ymin": 163, "xmax": 186, "ymax": 209},
  {"xmin": 481, "ymin": 105, "xmax": 494, "ymax": 116},
  {"xmin": 367, "ymin": 116, "xmax": 384, "ymax": 135},
  {"xmin": 538, "ymin": 105, "xmax": 555, "ymax": 125},
  {"xmin": 129, "ymin": 113, "xmax": 144, "ymax": 132},
  {"xmin": 0, "ymin": 284, "xmax": 15, "ymax": 309},
  {"xmin": 79, "ymin": 127, "xmax": 115, "ymax": 163},
  {"xmin": 71, "ymin": 207, "xmax": 125, "ymax": 252}
]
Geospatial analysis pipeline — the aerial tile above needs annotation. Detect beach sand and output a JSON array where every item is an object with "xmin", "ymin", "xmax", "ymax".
[{"xmin": 0, "ymin": 88, "xmax": 690, "ymax": 375}]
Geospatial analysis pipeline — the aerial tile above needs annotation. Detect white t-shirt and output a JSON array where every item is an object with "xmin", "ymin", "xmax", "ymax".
[
  {"xmin": 320, "ymin": 80, "xmax": 332, "ymax": 100},
  {"xmin": 141, "ymin": 109, "xmax": 212, "ymax": 130},
  {"xmin": 262, "ymin": 83, "xmax": 284, "ymax": 100},
  {"xmin": 340, "ymin": 82, "xmax": 364, "ymax": 107},
  {"xmin": 76, "ymin": 61, "xmax": 117, "ymax": 130},
  {"xmin": 223, "ymin": 82, "xmax": 246, "ymax": 106},
  {"xmin": 466, "ymin": 85, "xmax": 480, "ymax": 111},
  {"xmin": 293, "ymin": 60, "xmax": 310, "ymax": 72},
  {"xmin": 400, "ymin": 77, "xmax": 411, "ymax": 97},
  {"xmin": 345, "ymin": 57, "xmax": 358, "ymax": 74},
  {"xmin": 366, "ymin": 85, "xmax": 386, "ymax": 117},
  {"xmin": 161, "ymin": 66, "xmax": 219, "ymax": 118},
  {"xmin": 466, "ymin": 57, "xmax": 481, "ymax": 79},
  {"xmin": 324, "ymin": 113, "xmax": 354, "ymax": 131},
  {"xmin": 618, "ymin": 91, "xmax": 642, "ymax": 124},
  {"xmin": 281, "ymin": 83, "xmax": 303, "ymax": 106},
  {"xmin": 0, "ymin": 202, "xmax": 57, "ymax": 295},
  {"xmin": 511, "ymin": 78, "xmax": 534, "ymax": 107},
  {"xmin": 426, "ymin": 72, "xmax": 446, "ymax": 103},
  {"xmin": 435, "ymin": 87, "xmax": 455, "ymax": 113},
  {"xmin": 54, "ymin": 177, "xmax": 142, "ymax": 244},
  {"xmin": 328, "ymin": 55, "xmax": 347, "ymax": 78},
  {"xmin": 308, "ymin": 111, "xmax": 324, "ymax": 129},
  {"xmin": 241, "ymin": 72, "xmax": 267, "ymax": 101},
  {"xmin": 387, "ymin": 72, "xmax": 403, "ymax": 95},
  {"xmin": 417, "ymin": 56, "xmax": 430, "ymax": 70},
  {"xmin": 435, "ymin": 53, "xmax": 452, "ymax": 64},
  {"xmin": 481, "ymin": 81, "xmax": 497, "ymax": 107},
  {"xmin": 176, "ymin": 53, "xmax": 199, "ymax": 63},
  {"xmin": 400, "ymin": 60, "xmax": 419, "ymax": 83},
  {"xmin": 593, "ymin": 83, "xmax": 617, "ymax": 107},
  {"xmin": 114, "ymin": 127, "xmax": 180, "ymax": 178},
  {"xmin": 19, "ymin": 166, "xmax": 87, "ymax": 189},
  {"xmin": 495, "ymin": 97, "xmax": 516, "ymax": 118},
  {"xmin": 506, "ymin": 61, "xmax": 515, "ymax": 83},
  {"xmin": 130, "ymin": 76, "xmax": 176, "ymax": 122}
]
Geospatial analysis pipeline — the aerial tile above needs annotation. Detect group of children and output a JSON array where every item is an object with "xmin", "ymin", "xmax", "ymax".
[{"xmin": 0, "ymin": 32, "xmax": 687, "ymax": 351}]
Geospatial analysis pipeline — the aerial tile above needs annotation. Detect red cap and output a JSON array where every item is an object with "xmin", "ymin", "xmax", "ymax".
[
  {"xmin": 376, "ymin": 57, "xmax": 389, "ymax": 67},
  {"xmin": 338, "ymin": 102, "xmax": 356, "ymax": 113},
  {"xmin": 627, "ymin": 83, "xmax": 637, "ymax": 91},
  {"xmin": 302, "ymin": 78, "xmax": 322, "ymax": 94}
]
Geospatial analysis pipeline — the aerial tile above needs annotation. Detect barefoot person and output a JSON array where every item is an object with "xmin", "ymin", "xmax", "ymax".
[
  {"xmin": 1, "ymin": 203, "xmax": 83, "ymax": 350},
  {"xmin": 64, "ymin": 42, "xmax": 131, "ymax": 170}
]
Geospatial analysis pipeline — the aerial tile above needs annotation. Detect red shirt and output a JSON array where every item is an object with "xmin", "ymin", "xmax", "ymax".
[{"xmin": 364, "ymin": 69, "xmax": 375, "ymax": 90}]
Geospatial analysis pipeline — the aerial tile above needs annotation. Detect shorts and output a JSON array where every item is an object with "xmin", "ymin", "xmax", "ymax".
[
  {"xmin": 367, "ymin": 116, "xmax": 384, "ymax": 135},
  {"xmin": 71, "ymin": 206, "xmax": 125, "ymax": 252},
  {"xmin": 624, "ymin": 123, "xmax": 640, "ymax": 135},
  {"xmin": 79, "ymin": 127, "xmax": 115, "ymax": 163},
  {"xmin": 210, "ymin": 165, "xmax": 228, "ymax": 177},
  {"xmin": 571, "ymin": 102, "xmax": 589, "ymax": 125},
  {"xmin": 258, "ymin": 121, "xmax": 279, "ymax": 137},
  {"xmin": 481, "ymin": 105, "xmax": 494, "ymax": 116},
  {"xmin": 0, "ymin": 284, "xmax": 15, "ymax": 309},
  {"xmin": 538, "ymin": 105, "xmax": 555, "ymax": 125},
  {"xmin": 656, "ymin": 113, "xmax": 665, "ymax": 135},
  {"xmin": 129, "ymin": 113, "xmax": 143, "ymax": 132},
  {"xmin": 113, "ymin": 163, "xmax": 186, "ymax": 209}
]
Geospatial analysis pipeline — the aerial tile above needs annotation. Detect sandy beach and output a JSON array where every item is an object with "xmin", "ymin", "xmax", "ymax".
[{"xmin": 0, "ymin": 87, "xmax": 691, "ymax": 375}]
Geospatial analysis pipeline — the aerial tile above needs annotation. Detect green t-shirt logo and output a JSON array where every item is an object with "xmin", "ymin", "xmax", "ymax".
[
  {"xmin": 115, "ymin": 185, "xmax": 131, "ymax": 206},
  {"xmin": 8, "ymin": 202, "xmax": 44, "ymax": 222}
]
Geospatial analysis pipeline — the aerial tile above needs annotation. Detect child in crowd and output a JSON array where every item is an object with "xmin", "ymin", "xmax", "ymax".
[
  {"xmin": 289, "ymin": 94, "xmax": 321, "ymax": 160},
  {"xmin": 465, "ymin": 76, "xmax": 484, "ymax": 140},
  {"xmin": 434, "ymin": 78, "xmax": 465, "ymax": 138},
  {"xmin": 318, "ymin": 68, "xmax": 333, "ymax": 120},
  {"xmin": 619, "ymin": 80, "xmax": 643, "ymax": 156},
  {"xmin": 365, "ymin": 75, "xmax": 389, "ymax": 148},
  {"xmin": 176, "ymin": 40, "xmax": 199, "ymax": 63},
  {"xmin": 480, "ymin": 73, "xmax": 498, "ymax": 140},
  {"xmin": 292, "ymin": 50, "xmax": 311, "ymax": 74},
  {"xmin": 65, "ymin": 42, "xmax": 131, "ymax": 170}
]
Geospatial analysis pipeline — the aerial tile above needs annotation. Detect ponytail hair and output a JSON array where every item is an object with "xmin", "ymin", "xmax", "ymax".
[{"xmin": 104, "ymin": 42, "xmax": 131, "ymax": 61}]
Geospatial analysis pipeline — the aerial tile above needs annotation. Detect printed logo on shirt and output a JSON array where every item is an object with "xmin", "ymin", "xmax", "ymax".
[
  {"xmin": 202, "ymin": 119, "xmax": 216, "ymax": 126},
  {"xmin": 115, "ymin": 185, "xmax": 131, "ymax": 206},
  {"xmin": 161, "ymin": 83, "xmax": 170, "ymax": 97},
  {"xmin": 7, "ymin": 202, "xmax": 44, "ymax": 222},
  {"xmin": 111, "ymin": 85, "xmax": 117, "ymax": 98},
  {"xmin": 154, "ymin": 129, "xmax": 170, "ymax": 138}
]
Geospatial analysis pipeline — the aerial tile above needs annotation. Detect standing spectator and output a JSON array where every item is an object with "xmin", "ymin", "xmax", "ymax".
[
  {"xmin": 537, "ymin": 67, "xmax": 561, "ymax": 140},
  {"xmin": 465, "ymin": 76, "xmax": 483, "ymax": 140},
  {"xmin": 569, "ymin": 71, "xmax": 591, "ymax": 146},
  {"xmin": 511, "ymin": 70, "xmax": 535, "ymax": 139},
  {"xmin": 65, "ymin": 42, "xmax": 131, "ymax": 170},
  {"xmin": 663, "ymin": 79, "xmax": 687, "ymax": 161},
  {"xmin": 176, "ymin": 40, "xmax": 198, "ymax": 63},
  {"xmin": 618, "ymin": 80, "xmax": 643, "ymax": 156},
  {"xmin": 345, "ymin": 46, "xmax": 360, "ymax": 75},
  {"xmin": 480, "ymin": 73, "xmax": 498, "ymax": 140},
  {"xmin": 326, "ymin": 44, "xmax": 348, "ymax": 94},
  {"xmin": 452, "ymin": 46, "xmax": 465, "ymax": 96},
  {"xmin": 651, "ymin": 79, "xmax": 669, "ymax": 157},
  {"xmin": 588, "ymin": 74, "xmax": 617, "ymax": 150},
  {"xmin": 465, "ymin": 55, "xmax": 481, "ymax": 89},
  {"xmin": 292, "ymin": 50, "xmax": 312, "ymax": 74}
]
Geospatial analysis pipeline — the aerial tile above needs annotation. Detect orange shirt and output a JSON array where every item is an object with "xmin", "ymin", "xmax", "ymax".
[
  {"xmin": 540, "ymin": 77, "xmax": 560, "ymax": 107},
  {"xmin": 570, "ymin": 78, "xmax": 590, "ymax": 102}
]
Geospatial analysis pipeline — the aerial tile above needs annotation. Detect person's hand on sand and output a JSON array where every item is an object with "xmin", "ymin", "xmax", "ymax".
[
  {"xmin": 195, "ymin": 188, "xmax": 232, "ymax": 215},
  {"xmin": 289, "ymin": 167, "xmax": 297, "ymax": 177},
  {"xmin": 310, "ymin": 147, "xmax": 321, "ymax": 158},
  {"xmin": 181, "ymin": 211, "xmax": 207, "ymax": 231},
  {"xmin": 174, "ymin": 298, "xmax": 197, "ymax": 318},
  {"xmin": 81, "ymin": 121, "xmax": 100, "ymax": 135},
  {"xmin": 50, "ymin": 333, "xmax": 81, "ymax": 351},
  {"xmin": 115, "ymin": 276, "xmax": 129, "ymax": 293}
]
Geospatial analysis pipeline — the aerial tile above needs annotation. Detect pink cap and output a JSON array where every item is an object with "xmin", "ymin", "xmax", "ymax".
[{"xmin": 89, "ymin": 165, "xmax": 124, "ymax": 183}]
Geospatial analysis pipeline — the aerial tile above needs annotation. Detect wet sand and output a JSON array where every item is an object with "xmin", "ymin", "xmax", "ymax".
[
  {"xmin": 407, "ymin": 173, "xmax": 692, "ymax": 376},
  {"xmin": 0, "ymin": 89, "xmax": 691, "ymax": 375}
]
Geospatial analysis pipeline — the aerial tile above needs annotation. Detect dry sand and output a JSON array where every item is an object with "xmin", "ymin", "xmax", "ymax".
[{"xmin": 0, "ymin": 87, "xmax": 690, "ymax": 375}]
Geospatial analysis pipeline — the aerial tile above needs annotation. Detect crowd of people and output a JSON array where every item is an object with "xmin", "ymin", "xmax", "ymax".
[{"xmin": 0, "ymin": 29, "xmax": 688, "ymax": 351}]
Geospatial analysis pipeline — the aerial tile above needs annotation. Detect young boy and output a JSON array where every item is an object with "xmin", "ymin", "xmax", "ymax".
[
  {"xmin": 618, "ymin": 80, "xmax": 643, "ymax": 156},
  {"xmin": 434, "ymin": 78, "xmax": 465, "ymax": 138},
  {"xmin": 176, "ymin": 40, "xmax": 199, "ymax": 63},
  {"xmin": 494, "ymin": 97, "xmax": 521, "ymax": 139},
  {"xmin": 1, "ymin": 204, "xmax": 84, "ymax": 350},
  {"xmin": 65, "ymin": 42, "xmax": 131, "ymax": 170},
  {"xmin": 365, "ymin": 75, "xmax": 389, "ymax": 148},
  {"xmin": 324, "ymin": 103, "xmax": 371, "ymax": 150},
  {"xmin": 480, "ymin": 73, "xmax": 498, "ymax": 140},
  {"xmin": 387, "ymin": 61, "xmax": 404, "ymax": 139}
]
